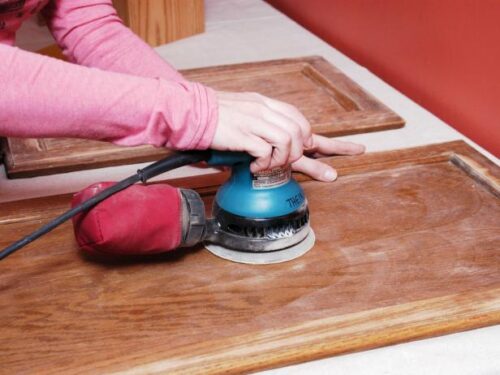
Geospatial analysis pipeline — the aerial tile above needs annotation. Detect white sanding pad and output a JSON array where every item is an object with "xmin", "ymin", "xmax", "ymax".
[{"xmin": 204, "ymin": 229, "xmax": 315, "ymax": 265}]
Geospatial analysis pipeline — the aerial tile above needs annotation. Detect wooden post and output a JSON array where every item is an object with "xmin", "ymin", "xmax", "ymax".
[{"xmin": 112, "ymin": 0, "xmax": 205, "ymax": 47}]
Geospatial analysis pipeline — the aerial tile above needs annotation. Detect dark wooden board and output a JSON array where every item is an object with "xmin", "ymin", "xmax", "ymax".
[
  {"xmin": 2, "ymin": 56, "xmax": 404, "ymax": 178},
  {"xmin": 1, "ymin": 141, "xmax": 498, "ymax": 374}
]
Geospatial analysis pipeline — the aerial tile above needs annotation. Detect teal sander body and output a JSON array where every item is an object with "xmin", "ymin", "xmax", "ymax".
[{"xmin": 203, "ymin": 151, "xmax": 311, "ymax": 255}]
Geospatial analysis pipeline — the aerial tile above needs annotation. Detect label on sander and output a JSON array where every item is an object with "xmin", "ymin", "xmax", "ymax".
[{"xmin": 252, "ymin": 166, "xmax": 291, "ymax": 189}]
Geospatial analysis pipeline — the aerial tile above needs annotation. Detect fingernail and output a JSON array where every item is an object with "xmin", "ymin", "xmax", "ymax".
[
  {"xmin": 323, "ymin": 169, "xmax": 337, "ymax": 181},
  {"xmin": 356, "ymin": 144, "xmax": 366, "ymax": 153},
  {"xmin": 305, "ymin": 137, "xmax": 314, "ymax": 148}
]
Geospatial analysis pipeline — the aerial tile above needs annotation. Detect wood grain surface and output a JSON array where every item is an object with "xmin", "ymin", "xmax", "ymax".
[
  {"xmin": 2, "ymin": 141, "xmax": 497, "ymax": 374},
  {"xmin": 112, "ymin": 0, "xmax": 205, "ymax": 46},
  {"xmin": 2, "ymin": 56, "xmax": 405, "ymax": 178}
]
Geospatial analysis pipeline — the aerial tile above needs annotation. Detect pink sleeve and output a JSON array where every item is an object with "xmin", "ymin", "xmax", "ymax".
[
  {"xmin": 0, "ymin": 44, "xmax": 217, "ymax": 150},
  {"xmin": 42, "ymin": 0, "xmax": 185, "ymax": 82}
]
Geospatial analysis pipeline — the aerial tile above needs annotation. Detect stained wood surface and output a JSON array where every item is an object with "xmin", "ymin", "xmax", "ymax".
[
  {"xmin": 112, "ymin": 0, "xmax": 205, "ymax": 46},
  {"xmin": 2, "ymin": 141, "xmax": 498, "ymax": 374},
  {"xmin": 3, "ymin": 56, "xmax": 405, "ymax": 178}
]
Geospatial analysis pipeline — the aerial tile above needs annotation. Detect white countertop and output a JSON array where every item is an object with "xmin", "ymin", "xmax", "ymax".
[{"xmin": 5, "ymin": 0, "xmax": 500, "ymax": 373}]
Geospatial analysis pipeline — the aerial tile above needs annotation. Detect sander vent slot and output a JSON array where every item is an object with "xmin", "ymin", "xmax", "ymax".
[{"xmin": 217, "ymin": 206, "xmax": 309, "ymax": 240}]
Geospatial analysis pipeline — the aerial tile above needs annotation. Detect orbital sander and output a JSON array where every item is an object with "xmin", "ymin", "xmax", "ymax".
[
  {"xmin": 197, "ymin": 151, "xmax": 314, "ymax": 264},
  {"xmin": 0, "ymin": 151, "xmax": 314, "ymax": 264}
]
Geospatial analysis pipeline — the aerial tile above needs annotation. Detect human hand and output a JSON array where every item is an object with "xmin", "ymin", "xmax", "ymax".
[
  {"xmin": 211, "ymin": 91, "xmax": 312, "ymax": 173},
  {"xmin": 210, "ymin": 91, "xmax": 365, "ymax": 180}
]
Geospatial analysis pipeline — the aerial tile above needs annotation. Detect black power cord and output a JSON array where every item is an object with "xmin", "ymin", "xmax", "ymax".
[{"xmin": 0, "ymin": 150, "xmax": 211, "ymax": 261}]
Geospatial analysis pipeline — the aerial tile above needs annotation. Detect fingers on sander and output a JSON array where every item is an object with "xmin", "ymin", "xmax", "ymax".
[{"xmin": 72, "ymin": 182, "xmax": 183, "ymax": 256}]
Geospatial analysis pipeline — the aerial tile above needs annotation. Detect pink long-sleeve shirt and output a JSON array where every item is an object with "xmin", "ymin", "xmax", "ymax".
[{"xmin": 0, "ymin": 0, "xmax": 218, "ymax": 150}]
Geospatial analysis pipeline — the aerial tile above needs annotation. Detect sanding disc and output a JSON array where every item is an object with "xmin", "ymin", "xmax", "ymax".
[{"xmin": 204, "ymin": 229, "xmax": 315, "ymax": 265}]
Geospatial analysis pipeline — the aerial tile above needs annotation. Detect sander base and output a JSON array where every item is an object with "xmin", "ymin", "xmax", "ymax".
[{"xmin": 204, "ymin": 229, "xmax": 315, "ymax": 265}]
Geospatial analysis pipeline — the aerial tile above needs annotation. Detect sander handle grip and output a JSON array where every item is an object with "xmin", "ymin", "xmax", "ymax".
[
  {"xmin": 207, "ymin": 151, "xmax": 252, "ymax": 166},
  {"xmin": 138, "ymin": 150, "xmax": 211, "ymax": 181}
]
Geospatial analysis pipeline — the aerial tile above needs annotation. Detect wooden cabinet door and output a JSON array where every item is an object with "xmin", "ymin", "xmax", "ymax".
[{"xmin": 1, "ymin": 141, "xmax": 498, "ymax": 374}]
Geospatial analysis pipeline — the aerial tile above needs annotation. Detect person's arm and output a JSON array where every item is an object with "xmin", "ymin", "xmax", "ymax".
[
  {"xmin": 42, "ymin": 0, "xmax": 184, "ymax": 82},
  {"xmin": 0, "ymin": 44, "xmax": 217, "ymax": 149},
  {"xmin": 0, "ymin": 43, "xmax": 364, "ymax": 179},
  {"xmin": 40, "ymin": 0, "xmax": 365, "ymax": 179}
]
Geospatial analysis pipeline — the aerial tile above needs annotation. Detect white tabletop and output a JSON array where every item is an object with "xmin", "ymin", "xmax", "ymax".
[{"xmin": 5, "ymin": 0, "xmax": 500, "ymax": 373}]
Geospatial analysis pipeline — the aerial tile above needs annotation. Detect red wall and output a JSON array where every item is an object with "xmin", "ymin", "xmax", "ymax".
[{"xmin": 267, "ymin": 0, "xmax": 500, "ymax": 156}]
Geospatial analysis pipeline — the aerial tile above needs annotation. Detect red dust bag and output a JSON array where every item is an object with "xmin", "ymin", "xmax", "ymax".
[{"xmin": 72, "ymin": 182, "xmax": 183, "ymax": 255}]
